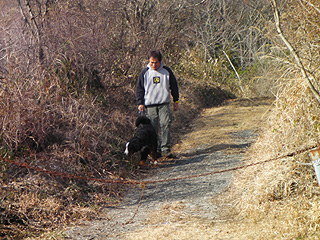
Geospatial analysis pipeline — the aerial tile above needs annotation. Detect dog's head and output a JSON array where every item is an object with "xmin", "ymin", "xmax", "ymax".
[{"xmin": 135, "ymin": 115, "xmax": 151, "ymax": 127}]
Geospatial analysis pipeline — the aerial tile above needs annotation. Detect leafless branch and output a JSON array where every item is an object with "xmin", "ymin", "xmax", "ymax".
[
  {"xmin": 271, "ymin": 0, "xmax": 320, "ymax": 103},
  {"xmin": 299, "ymin": 0, "xmax": 320, "ymax": 14},
  {"xmin": 222, "ymin": 50, "xmax": 245, "ymax": 95}
]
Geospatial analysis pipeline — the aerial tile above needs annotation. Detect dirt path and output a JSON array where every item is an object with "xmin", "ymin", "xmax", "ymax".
[{"xmin": 62, "ymin": 98, "xmax": 273, "ymax": 240}]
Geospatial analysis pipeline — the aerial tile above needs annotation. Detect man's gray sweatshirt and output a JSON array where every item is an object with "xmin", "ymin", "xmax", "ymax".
[{"xmin": 136, "ymin": 62, "xmax": 179, "ymax": 107}]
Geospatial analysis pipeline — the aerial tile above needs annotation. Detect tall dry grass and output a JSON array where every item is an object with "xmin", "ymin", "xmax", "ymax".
[
  {"xmin": 223, "ymin": 0, "xmax": 320, "ymax": 234},
  {"xmin": 0, "ymin": 66, "xmax": 137, "ymax": 238},
  {"xmin": 222, "ymin": 75, "xmax": 320, "ymax": 238}
]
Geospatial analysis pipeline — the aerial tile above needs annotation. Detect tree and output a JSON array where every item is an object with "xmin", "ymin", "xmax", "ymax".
[{"xmin": 16, "ymin": 0, "xmax": 52, "ymax": 65}]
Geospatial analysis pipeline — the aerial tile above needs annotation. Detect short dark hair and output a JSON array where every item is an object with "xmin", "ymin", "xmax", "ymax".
[{"xmin": 148, "ymin": 50, "xmax": 162, "ymax": 62}]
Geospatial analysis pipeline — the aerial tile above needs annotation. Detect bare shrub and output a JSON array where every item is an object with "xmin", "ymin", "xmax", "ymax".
[
  {"xmin": 0, "ymin": 67, "xmax": 136, "ymax": 237},
  {"xmin": 184, "ymin": 0, "xmax": 275, "ymax": 97}
]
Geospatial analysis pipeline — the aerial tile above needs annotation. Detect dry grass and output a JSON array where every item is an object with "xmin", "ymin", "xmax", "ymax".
[
  {"xmin": 217, "ymin": 2, "xmax": 320, "ymax": 237},
  {"xmin": 0, "ymin": 71, "xmax": 135, "ymax": 238},
  {"xmin": 223, "ymin": 76, "xmax": 320, "ymax": 239}
]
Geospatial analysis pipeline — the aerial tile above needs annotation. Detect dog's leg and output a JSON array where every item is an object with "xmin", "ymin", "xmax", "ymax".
[
  {"xmin": 150, "ymin": 151, "xmax": 158, "ymax": 165},
  {"xmin": 150, "ymin": 142, "xmax": 158, "ymax": 165},
  {"xmin": 140, "ymin": 146, "xmax": 150, "ymax": 167},
  {"xmin": 139, "ymin": 160, "xmax": 145, "ymax": 167}
]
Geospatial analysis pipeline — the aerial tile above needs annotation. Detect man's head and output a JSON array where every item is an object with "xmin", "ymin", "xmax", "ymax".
[{"xmin": 148, "ymin": 50, "xmax": 162, "ymax": 70}]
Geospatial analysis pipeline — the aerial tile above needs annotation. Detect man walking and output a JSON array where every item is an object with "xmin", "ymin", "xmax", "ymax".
[{"xmin": 136, "ymin": 50, "xmax": 179, "ymax": 158}]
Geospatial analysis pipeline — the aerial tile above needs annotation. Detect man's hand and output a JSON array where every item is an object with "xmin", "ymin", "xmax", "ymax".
[{"xmin": 138, "ymin": 105, "xmax": 145, "ymax": 113}]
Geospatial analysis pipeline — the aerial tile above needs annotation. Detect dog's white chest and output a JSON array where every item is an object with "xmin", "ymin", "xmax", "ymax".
[{"xmin": 124, "ymin": 142, "xmax": 130, "ymax": 155}]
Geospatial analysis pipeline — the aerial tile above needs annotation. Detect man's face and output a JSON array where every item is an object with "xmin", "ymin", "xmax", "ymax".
[{"xmin": 149, "ymin": 57, "xmax": 161, "ymax": 70}]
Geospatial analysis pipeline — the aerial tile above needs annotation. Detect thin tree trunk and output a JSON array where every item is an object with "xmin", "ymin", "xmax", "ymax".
[
  {"xmin": 271, "ymin": 0, "xmax": 320, "ymax": 104},
  {"xmin": 223, "ymin": 50, "xmax": 245, "ymax": 96}
]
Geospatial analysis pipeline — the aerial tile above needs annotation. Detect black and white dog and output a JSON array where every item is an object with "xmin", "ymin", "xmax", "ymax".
[{"xmin": 124, "ymin": 116, "xmax": 157, "ymax": 167}]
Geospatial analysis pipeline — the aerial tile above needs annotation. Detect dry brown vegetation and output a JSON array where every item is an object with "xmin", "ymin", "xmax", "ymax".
[
  {"xmin": 2, "ymin": 0, "xmax": 320, "ymax": 239},
  {"xmin": 220, "ymin": 0, "xmax": 320, "ymax": 238}
]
